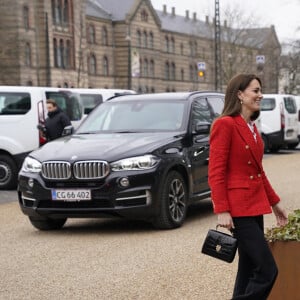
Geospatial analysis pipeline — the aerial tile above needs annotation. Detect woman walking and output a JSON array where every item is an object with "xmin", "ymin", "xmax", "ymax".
[{"xmin": 208, "ymin": 74, "xmax": 288, "ymax": 299}]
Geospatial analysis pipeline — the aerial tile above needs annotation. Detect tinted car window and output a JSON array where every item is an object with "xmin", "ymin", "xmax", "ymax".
[
  {"xmin": 191, "ymin": 98, "xmax": 214, "ymax": 127},
  {"xmin": 207, "ymin": 96, "xmax": 224, "ymax": 116},
  {"xmin": 80, "ymin": 94, "xmax": 103, "ymax": 114},
  {"xmin": 284, "ymin": 97, "xmax": 297, "ymax": 113},
  {"xmin": 46, "ymin": 91, "xmax": 82, "ymax": 121},
  {"xmin": 78, "ymin": 100, "xmax": 186, "ymax": 132},
  {"xmin": 260, "ymin": 98, "xmax": 276, "ymax": 111},
  {"xmin": 0, "ymin": 92, "xmax": 31, "ymax": 115}
]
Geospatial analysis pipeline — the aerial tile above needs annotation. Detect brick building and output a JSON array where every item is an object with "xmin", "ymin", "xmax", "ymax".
[{"xmin": 0, "ymin": 0, "xmax": 281, "ymax": 93}]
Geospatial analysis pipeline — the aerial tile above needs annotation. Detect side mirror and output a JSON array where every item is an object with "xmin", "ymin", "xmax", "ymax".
[
  {"xmin": 62, "ymin": 125, "xmax": 74, "ymax": 136},
  {"xmin": 195, "ymin": 121, "xmax": 211, "ymax": 134}
]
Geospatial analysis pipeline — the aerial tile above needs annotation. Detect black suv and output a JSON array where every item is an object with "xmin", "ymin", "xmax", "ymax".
[{"xmin": 18, "ymin": 92, "xmax": 224, "ymax": 230}]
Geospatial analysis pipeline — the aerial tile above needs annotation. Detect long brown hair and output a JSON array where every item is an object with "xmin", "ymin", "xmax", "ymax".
[{"xmin": 222, "ymin": 73, "xmax": 261, "ymax": 120}]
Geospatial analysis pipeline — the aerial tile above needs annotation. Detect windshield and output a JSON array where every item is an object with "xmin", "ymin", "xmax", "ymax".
[{"xmin": 77, "ymin": 100, "xmax": 186, "ymax": 133}]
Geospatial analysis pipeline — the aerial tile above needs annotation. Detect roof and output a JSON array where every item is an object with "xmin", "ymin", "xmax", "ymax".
[{"xmin": 86, "ymin": 0, "xmax": 277, "ymax": 47}]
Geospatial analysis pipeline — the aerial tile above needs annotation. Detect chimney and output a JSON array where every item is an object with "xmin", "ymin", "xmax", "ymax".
[
  {"xmin": 193, "ymin": 12, "xmax": 197, "ymax": 21},
  {"xmin": 163, "ymin": 4, "xmax": 167, "ymax": 14},
  {"xmin": 205, "ymin": 15, "xmax": 209, "ymax": 24},
  {"xmin": 172, "ymin": 7, "xmax": 175, "ymax": 16},
  {"xmin": 185, "ymin": 10, "xmax": 189, "ymax": 19}
]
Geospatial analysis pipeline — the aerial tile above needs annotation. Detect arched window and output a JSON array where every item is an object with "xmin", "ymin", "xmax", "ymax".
[
  {"xmin": 165, "ymin": 36, "xmax": 169, "ymax": 52},
  {"xmin": 53, "ymin": 38, "xmax": 58, "ymax": 67},
  {"xmin": 181, "ymin": 68, "xmax": 184, "ymax": 81},
  {"xmin": 23, "ymin": 6, "xmax": 29, "ymax": 30},
  {"xmin": 165, "ymin": 62, "xmax": 170, "ymax": 80},
  {"xmin": 59, "ymin": 39, "xmax": 64, "ymax": 68},
  {"xmin": 170, "ymin": 37, "xmax": 175, "ymax": 53},
  {"xmin": 102, "ymin": 26, "xmax": 108, "ymax": 46},
  {"xmin": 55, "ymin": 0, "xmax": 62, "ymax": 25},
  {"xmin": 88, "ymin": 24, "xmax": 95, "ymax": 44},
  {"xmin": 88, "ymin": 54, "xmax": 97, "ymax": 75},
  {"xmin": 65, "ymin": 40, "xmax": 71, "ymax": 68},
  {"xmin": 141, "ymin": 9, "xmax": 148, "ymax": 22},
  {"xmin": 143, "ymin": 31, "xmax": 147, "ymax": 48},
  {"xmin": 136, "ymin": 30, "xmax": 141, "ymax": 47},
  {"xmin": 149, "ymin": 60, "xmax": 154, "ymax": 77},
  {"xmin": 143, "ymin": 59, "xmax": 148, "ymax": 77},
  {"xmin": 26, "ymin": 80, "xmax": 33, "ymax": 86},
  {"xmin": 25, "ymin": 43, "xmax": 31, "ymax": 66},
  {"xmin": 171, "ymin": 62, "xmax": 176, "ymax": 80},
  {"xmin": 64, "ymin": 82, "xmax": 68, "ymax": 88},
  {"xmin": 149, "ymin": 32, "xmax": 154, "ymax": 49},
  {"xmin": 103, "ymin": 56, "xmax": 109, "ymax": 76}
]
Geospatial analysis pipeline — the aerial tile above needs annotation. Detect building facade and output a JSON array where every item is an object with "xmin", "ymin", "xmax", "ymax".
[{"xmin": 0, "ymin": 0, "xmax": 281, "ymax": 93}]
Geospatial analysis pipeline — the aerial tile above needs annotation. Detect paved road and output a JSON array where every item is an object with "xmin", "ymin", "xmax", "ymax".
[{"xmin": 0, "ymin": 152, "xmax": 299, "ymax": 300}]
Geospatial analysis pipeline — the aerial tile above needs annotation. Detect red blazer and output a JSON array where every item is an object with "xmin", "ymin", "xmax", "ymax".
[{"xmin": 208, "ymin": 115, "xmax": 280, "ymax": 217}]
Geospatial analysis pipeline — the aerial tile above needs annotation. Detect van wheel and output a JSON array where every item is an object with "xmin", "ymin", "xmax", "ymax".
[
  {"xmin": 152, "ymin": 171, "xmax": 188, "ymax": 229},
  {"xmin": 0, "ymin": 155, "xmax": 18, "ymax": 190},
  {"xmin": 29, "ymin": 216, "xmax": 67, "ymax": 230}
]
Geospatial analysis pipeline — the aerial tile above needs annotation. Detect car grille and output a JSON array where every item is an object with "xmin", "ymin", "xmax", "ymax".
[
  {"xmin": 73, "ymin": 161, "xmax": 109, "ymax": 179},
  {"xmin": 42, "ymin": 161, "xmax": 71, "ymax": 179},
  {"xmin": 41, "ymin": 160, "xmax": 109, "ymax": 180}
]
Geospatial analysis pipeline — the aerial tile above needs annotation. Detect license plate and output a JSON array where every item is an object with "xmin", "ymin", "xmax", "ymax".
[{"xmin": 51, "ymin": 189, "xmax": 91, "ymax": 201}]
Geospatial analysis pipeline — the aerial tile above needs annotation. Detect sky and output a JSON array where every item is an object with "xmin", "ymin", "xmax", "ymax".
[{"xmin": 150, "ymin": 0, "xmax": 300, "ymax": 42}]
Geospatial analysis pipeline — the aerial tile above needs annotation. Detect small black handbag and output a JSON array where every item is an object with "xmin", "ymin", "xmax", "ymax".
[{"xmin": 201, "ymin": 226, "xmax": 238, "ymax": 263}]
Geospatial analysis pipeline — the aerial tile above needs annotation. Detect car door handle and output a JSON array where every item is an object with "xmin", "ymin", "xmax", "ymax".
[{"xmin": 194, "ymin": 146, "xmax": 208, "ymax": 157}]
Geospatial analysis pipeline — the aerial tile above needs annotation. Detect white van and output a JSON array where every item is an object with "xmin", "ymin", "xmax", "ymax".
[
  {"xmin": 69, "ymin": 88, "xmax": 136, "ymax": 116},
  {"xmin": 260, "ymin": 94, "xmax": 298, "ymax": 152},
  {"xmin": 0, "ymin": 86, "xmax": 83, "ymax": 189},
  {"xmin": 295, "ymin": 95, "xmax": 300, "ymax": 141}
]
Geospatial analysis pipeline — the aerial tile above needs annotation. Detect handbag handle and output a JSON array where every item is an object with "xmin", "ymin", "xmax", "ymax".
[{"xmin": 216, "ymin": 224, "xmax": 234, "ymax": 235}]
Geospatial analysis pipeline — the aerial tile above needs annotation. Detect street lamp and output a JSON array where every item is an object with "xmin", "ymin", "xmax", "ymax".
[{"xmin": 125, "ymin": 34, "xmax": 132, "ymax": 90}]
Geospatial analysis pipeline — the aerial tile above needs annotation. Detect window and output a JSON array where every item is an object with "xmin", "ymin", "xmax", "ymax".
[
  {"xmin": 207, "ymin": 96, "xmax": 225, "ymax": 117},
  {"xmin": 65, "ymin": 40, "xmax": 71, "ymax": 68},
  {"xmin": 165, "ymin": 36, "xmax": 169, "ymax": 52},
  {"xmin": 143, "ymin": 59, "xmax": 148, "ymax": 77},
  {"xmin": 181, "ymin": 69, "xmax": 184, "ymax": 81},
  {"xmin": 180, "ymin": 43, "xmax": 184, "ymax": 55},
  {"xmin": 89, "ymin": 54, "xmax": 97, "ymax": 75},
  {"xmin": 284, "ymin": 97, "xmax": 297, "ymax": 113},
  {"xmin": 189, "ymin": 65, "xmax": 194, "ymax": 81},
  {"xmin": 25, "ymin": 43, "xmax": 31, "ymax": 67},
  {"xmin": 103, "ymin": 56, "xmax": 109, "ymax": 76},
  {"xmin": 149, "ymin": 60, "xmax": 154, "ymax": 77},
  {"xmin": 165, "ymin": 62, "xmax": 170, "ymax": 80},
  {"xmin": 63, "ymin": 0, "xmax": 69, "ymax": 24},
  {"xmin": 0, "ymin": 92, "xmax": 31, "ymax": 115},
  {"xmin": 171, "ymin": 37, "xmax": 175, "ymax": 53},
  {"xmin": 137, "ymin": 30, "xmax": 141, "ymax": 47},
  {"xmin": 23, "ymin": 6, "xmax": 29, "ymax": 30},
  {"xmin": 149, "ymin": 32, "xmax": 154, "ymax": 49},
  {"xmin": 191, "ymin": 98, "xmax": 214, "ymax": 129},
  {"xmin": 88, "ymin": 24, "xmax": 96, "ymax": 44},
  {"xmin": 143, "ymin": 31, "xmax": 147, "ymax": 48},
  {"xmin": 102, "ymin": 26, "xmax": 108, "ymax": 46},
  {"xmin": 141, "ymin": 9, "xmax": 148, "ymax": 22},
  {"xmin": 260, "ymin": 98, "xmax": 275, "ymax": 111},
  {"xmin": 171, "ymin": 62, "xmax": 176, "ymax": 80},
  {"xmin": 59, "ymin": 39, "xmax": 64, "ymax": 67}
]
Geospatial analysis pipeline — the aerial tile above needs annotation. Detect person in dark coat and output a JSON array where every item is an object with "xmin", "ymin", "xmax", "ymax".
[{"xmin": 44, "ymin": 99, "xmax": 71, "ymax": 141}]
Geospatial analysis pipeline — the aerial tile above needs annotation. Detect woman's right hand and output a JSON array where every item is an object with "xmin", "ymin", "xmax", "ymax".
[{"xmin": 217, "ymin": 212, "xmax": 235, "ymax": 230}]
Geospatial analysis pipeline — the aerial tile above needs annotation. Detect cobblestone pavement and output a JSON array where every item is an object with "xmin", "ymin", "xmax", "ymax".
[{"xmin": 0, "ymin": 152, "xmax": 299, "ymax": 300}]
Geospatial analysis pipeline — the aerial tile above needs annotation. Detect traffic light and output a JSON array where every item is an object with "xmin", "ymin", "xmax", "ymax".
[{"xmin": 198, "ymin": 70, "xmax": 205, "ymax": 77}]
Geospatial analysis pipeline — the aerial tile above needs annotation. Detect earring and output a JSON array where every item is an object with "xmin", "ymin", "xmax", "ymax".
[{"xmin": 240, "ymin": 100, "xmax": 243, "ymax": 104}]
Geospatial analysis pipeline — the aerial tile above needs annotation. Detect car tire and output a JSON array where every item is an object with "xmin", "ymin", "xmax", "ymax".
[
  {"xmin": 0, "ymin": 154, "xmax": 18, "ymax": 190},
  {"xmin": 29, "ymin": 216, "xmax": 67, "ymax": 230},
  {"xmin": 152, "ymin": 171, "xmax": 188, "ymax": 229}
]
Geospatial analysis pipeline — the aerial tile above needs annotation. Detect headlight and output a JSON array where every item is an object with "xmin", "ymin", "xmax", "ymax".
[
  {"xmin": 111, "ymin": 155, "xmax": 160, "ymax": 171},
  {"xmin": 21, "ymin": 157, "xmax": 42, "ymax": 173}
]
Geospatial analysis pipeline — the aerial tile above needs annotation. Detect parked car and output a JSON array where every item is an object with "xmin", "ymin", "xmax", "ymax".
[
  {"xmin": 295, "ymin": 95, "xmax": 300, "ymax": 142},
  {"xmin": 260, "ymin": 94, "xmax": 298, "ymax": 152},
  {"xmin": 0, "ymin": 86, "xmax": 83, "ymax": 189},
  {"xmin": 18, "ymin": 91, "xmax": 224, "ymax": 230}
]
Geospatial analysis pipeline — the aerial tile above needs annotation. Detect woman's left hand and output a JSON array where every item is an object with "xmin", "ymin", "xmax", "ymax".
[{"xmin": 272, "ymin": 203, "xmax": 288, "ymax": 227}]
